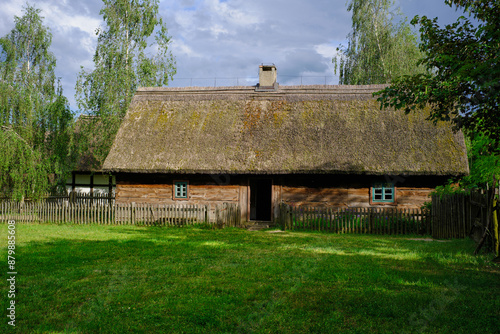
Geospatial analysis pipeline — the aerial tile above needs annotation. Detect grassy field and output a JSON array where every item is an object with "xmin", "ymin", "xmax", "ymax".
[{"xmin": 1, "ymin": 223, "xmax": 499, "ymax": 334}]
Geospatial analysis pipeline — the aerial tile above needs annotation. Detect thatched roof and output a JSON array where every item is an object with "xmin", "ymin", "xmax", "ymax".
[{"xmin": 102, "ymin": 85, "xmax": 469, "ymax": 176}]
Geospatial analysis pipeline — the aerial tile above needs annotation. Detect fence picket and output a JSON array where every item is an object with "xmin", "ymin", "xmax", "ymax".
[
  {"xmin": 0, "ymin": 200, "xmax": 224, "ymax": 227},
  {"xmin": 276, "ymin": 204, "xmax": 430, "ymax": 236},
  {"xmin": 431, "ymin": 190, "xmax": 491, "ymax": 240},
  {"xmin": 8, "ymin": 195, "xmax": 492, "ymax": 241}
]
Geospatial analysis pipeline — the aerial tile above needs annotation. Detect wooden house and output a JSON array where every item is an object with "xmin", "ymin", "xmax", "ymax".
[{"xmin": 102, "ymin": 66, "xmax": 468, "ymax": 222}]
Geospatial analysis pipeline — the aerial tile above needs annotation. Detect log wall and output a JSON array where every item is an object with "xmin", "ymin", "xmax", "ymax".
[
  {"xmin": 281, "ymin": 186, "xmax": 433, "ymax": 209},
  {"xmin": 114, "ymin": 173, "xmax": 446, "ymax": 221},
  {"xmin": 396, "ymin": 188, "xmax": 434, "ymax": 208},
  {"xmin": 281, "ymin": 187, "xmax": 367, "ymax": 207},
  {"xmin": 116, "ymin": 183, "xmax": 240, "ymax": 206}
]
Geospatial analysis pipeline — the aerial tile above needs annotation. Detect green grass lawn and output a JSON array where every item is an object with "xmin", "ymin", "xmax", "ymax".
[{"xmin": 1, "ymin": 224, "xmax": 499, "ymax": 334}]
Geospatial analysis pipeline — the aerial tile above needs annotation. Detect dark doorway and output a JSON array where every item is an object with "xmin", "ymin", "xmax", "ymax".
[{"xmin": 249, "ymin": 179, "xmax": 272, "ymax": 221}]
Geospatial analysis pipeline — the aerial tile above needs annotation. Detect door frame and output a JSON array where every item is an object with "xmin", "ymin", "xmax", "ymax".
[{"xmin": 247, "ymin": 177, "xmax": 273, "ymax": 221}]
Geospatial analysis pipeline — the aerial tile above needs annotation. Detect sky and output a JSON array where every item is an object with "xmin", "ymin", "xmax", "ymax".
[{"xmin": 0, "ymin": 0, "xmax": 470, "ymax": 112}]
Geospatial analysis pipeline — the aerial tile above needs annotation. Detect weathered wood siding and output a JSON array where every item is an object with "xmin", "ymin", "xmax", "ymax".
[
  {"xmin": 282, "ymin": 187, "xmax": 369, "ymax": 207},
  {"xmin": 281, "ymin": 186, "xmax": 433, "ymax": 209},
  {"xmin": 239, "ymin": 185, "xmax": 249, "ymax": 222},
  {"xmin": 279, "ymin": 174, "xmax": 442, "ymax": 209},
  {"xmin": 116, "ymin": 183, "xmax": 239, "ymax": 205},
  {"xmin": 116, "ymin": 184, "xmax": 172, "ymax": 204},
  {"xmin": 272, "ymin": 183, "xmax": 282, "ymax": 221},
  {"xmin": 396, "ymin": 188, "xmax": 434, "ymax": 208},
  {"xmin": 114, "ymin": 173, "xmax": 448, "ymax": 220}
]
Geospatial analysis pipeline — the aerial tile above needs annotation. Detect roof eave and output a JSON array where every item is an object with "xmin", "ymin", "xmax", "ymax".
[{"xmin": 102, "ymin": 168, "xmax": 468, "ymax": 177}]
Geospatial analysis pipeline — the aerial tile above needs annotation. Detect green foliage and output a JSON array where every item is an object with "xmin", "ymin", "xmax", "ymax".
[
  {"xmin": 69, "ymin": 115, "xmax": 122, "ymax": 171},
  {"xmin": 461, "ymin": 132, "xmax": 500, "ymax": 188},
  {"xmin": 0, "ymin": 4, "xmax": 56, "ymax": 143},
  {"xmin": 0, "ymin": 127, "xmax": 49, "ymax": 200},
  {"xmin": 375, "ymin": 0, "xmax": 500, "ymax": 144},
  {"xmin": 334, "ymin": 0, "xmax": 425, "ymax": 84},
  {"xmin": 0, "ymin": 4, "xmax": 73, "ymax": 199},
  {"xmin": 431, "ymin": 181, "xmax": 466, "ymax": 198},
  {"xmin": 43, "ymin": 84, "xmax": 74, "ymax": 184},
  {"xmin": 421, "ymin": 201, "xmax": 432, "ymax": 211},
  {"xmin": 75, "ymin": 0, "xmax": 176, "ymax": 119},
  {"xmin": 74, "ymin": 0, "xmax": 176, "ymax": 169}
]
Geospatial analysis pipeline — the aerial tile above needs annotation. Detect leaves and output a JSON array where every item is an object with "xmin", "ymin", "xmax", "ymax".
[
  {"xmin": 334, "ymin": 0, "xmax": 425, "ymax": 84},
  {"xmin": 0, "ymin": 4, "xmax": 73, "ymax": 200},
  {"xmin": 75, "ymin": 0, "xmax": 176, "ymax": 119},
  {"xmin": 0, "ymin": 126, "xmax": 49, "ymax": 200},
  {"xmin": 461, "ymin": 132, "xmax": 500, "ymax": 188},
  {"xmin": 375, "ymin": 0, "xmax": 500, "ymax": 188},
  {"xmin": 376, "ymin": 0, "xmax": 500, "ymax": 143},
  {"xmin": 73, "ymin": 0, "xmax": 176, "ymax": 170}
]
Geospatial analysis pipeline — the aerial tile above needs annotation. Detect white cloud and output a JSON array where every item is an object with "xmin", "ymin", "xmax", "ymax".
[
  {"xmin": 314, "ymin": 43, "xmax": 338, "ymax": 60},
  {"xmin": 201, "ymin": 23, "xmax": 230, "ymax": 38},
  {"xmin": 209, "ymin": 0, "xmax": 261, "ymax": 27},
  {"xmin": 43, "ymin": 6, "xmax": 101, "ymax": 36},
  {"xmin": 171, "ymin": 39, "xmax": 201, "ymax": 58}
]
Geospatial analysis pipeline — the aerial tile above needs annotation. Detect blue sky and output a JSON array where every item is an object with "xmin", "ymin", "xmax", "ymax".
[{"xmin": 0, "ymin": 0, "xmax": 469, "ymax": 112}]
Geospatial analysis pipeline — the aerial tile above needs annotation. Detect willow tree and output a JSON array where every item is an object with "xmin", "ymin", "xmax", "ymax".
[
  {"xmin": 75, "ymin": 0, "xmax": 176, "ymax": 169},
  {"xmin": 0, "ymin": 5, "xmax": 72, "ymax": 200},
  {"xmin": 334, "ymin": 0, "xmax": 424, "ymax": 84}
]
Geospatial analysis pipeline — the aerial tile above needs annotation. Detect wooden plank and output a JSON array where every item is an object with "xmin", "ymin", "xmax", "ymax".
[
  {"xmin": 390, "ymin": 208, "xmax": 394, "ymax": 235},
  {"xmin": 0, "ymin": 200, "xmax": 438, "ymax": 235},
  {"xmin": 347, "ymin": 208, "xmax": 351, "ymax": 233},
  {"xmin": 343, "ymin": 207, "xmax": 347, "ymax": 234}
]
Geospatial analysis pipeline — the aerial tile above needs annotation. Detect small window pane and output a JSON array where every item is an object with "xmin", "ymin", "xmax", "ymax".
[
  {"xmin": 372, "ymin": 183, "xmax": 395, "ymax": 203},
  {"xmin": 174, "ymin": 182, "xmax": 188, "ymax": 199}
]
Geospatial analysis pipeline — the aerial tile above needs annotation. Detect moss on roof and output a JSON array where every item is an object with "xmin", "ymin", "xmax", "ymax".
[{"xmin": 102, "ymin": 85, "xmax": 469, "ymax": 175}]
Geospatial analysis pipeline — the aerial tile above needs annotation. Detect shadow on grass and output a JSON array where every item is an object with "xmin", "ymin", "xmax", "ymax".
[{"xmin": 1, "ymin": 226, "xmax": 498, "ymax": 334}]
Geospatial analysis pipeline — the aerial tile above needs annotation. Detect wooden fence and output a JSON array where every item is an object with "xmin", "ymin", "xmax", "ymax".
[
  {"xmin": 431, "ymin": 191, "xmax": 483, "ymax": 239},
  {"xmin": 0, "ymin": 192, "xmax": 115, "ymax": 206},
  {"xmin": 431, "ymin": 188, "xmax": 499, "ymax": 242},
  {"xmin": 0, "ymin": 201, "xmax": 242, "ymax": 226},
  {"xmin": 279, "ymin": 204, "xmax": 430, "ymax": 235},
  {"xmin": 46, "ymin": 192, "xmax": 115, "ymax": 206},
  {"xmin": 215, "ymin": 202, "xmax": 241, "ymax": 227}
]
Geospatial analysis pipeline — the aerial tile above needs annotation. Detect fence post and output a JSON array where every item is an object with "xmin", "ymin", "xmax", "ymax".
[
  {"xmin": 431, "ymin": 194, "xmax": 436, "ymax": 238},
  {"xmin": 131, "ymin": 202, "xmax": 135, "ymax": 225},
  {"xmin": 280, "ymin": 203, "xmax": 288, "ymax": 231}
]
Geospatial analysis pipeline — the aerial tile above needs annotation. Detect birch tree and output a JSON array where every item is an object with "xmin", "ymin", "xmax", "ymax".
[
  {"xmin": 334, "ymin": 0, "xmax": 424, "ymax": 84},
  {"xmin": 76, "ymin": 0, "xmax": 176, "ymax": 119},
  {"xmin": 74, "ymin": 0, "xmax": 176, "ymax": 169},
  {"xmin": 0, "ymin": 5, "xmax": 72, "ymax": 200}
]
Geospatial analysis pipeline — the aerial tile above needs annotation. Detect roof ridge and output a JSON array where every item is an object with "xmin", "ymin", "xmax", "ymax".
[{"xmin": 135, "ymin": 84, "xmax": 389, "ymax": 96}]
